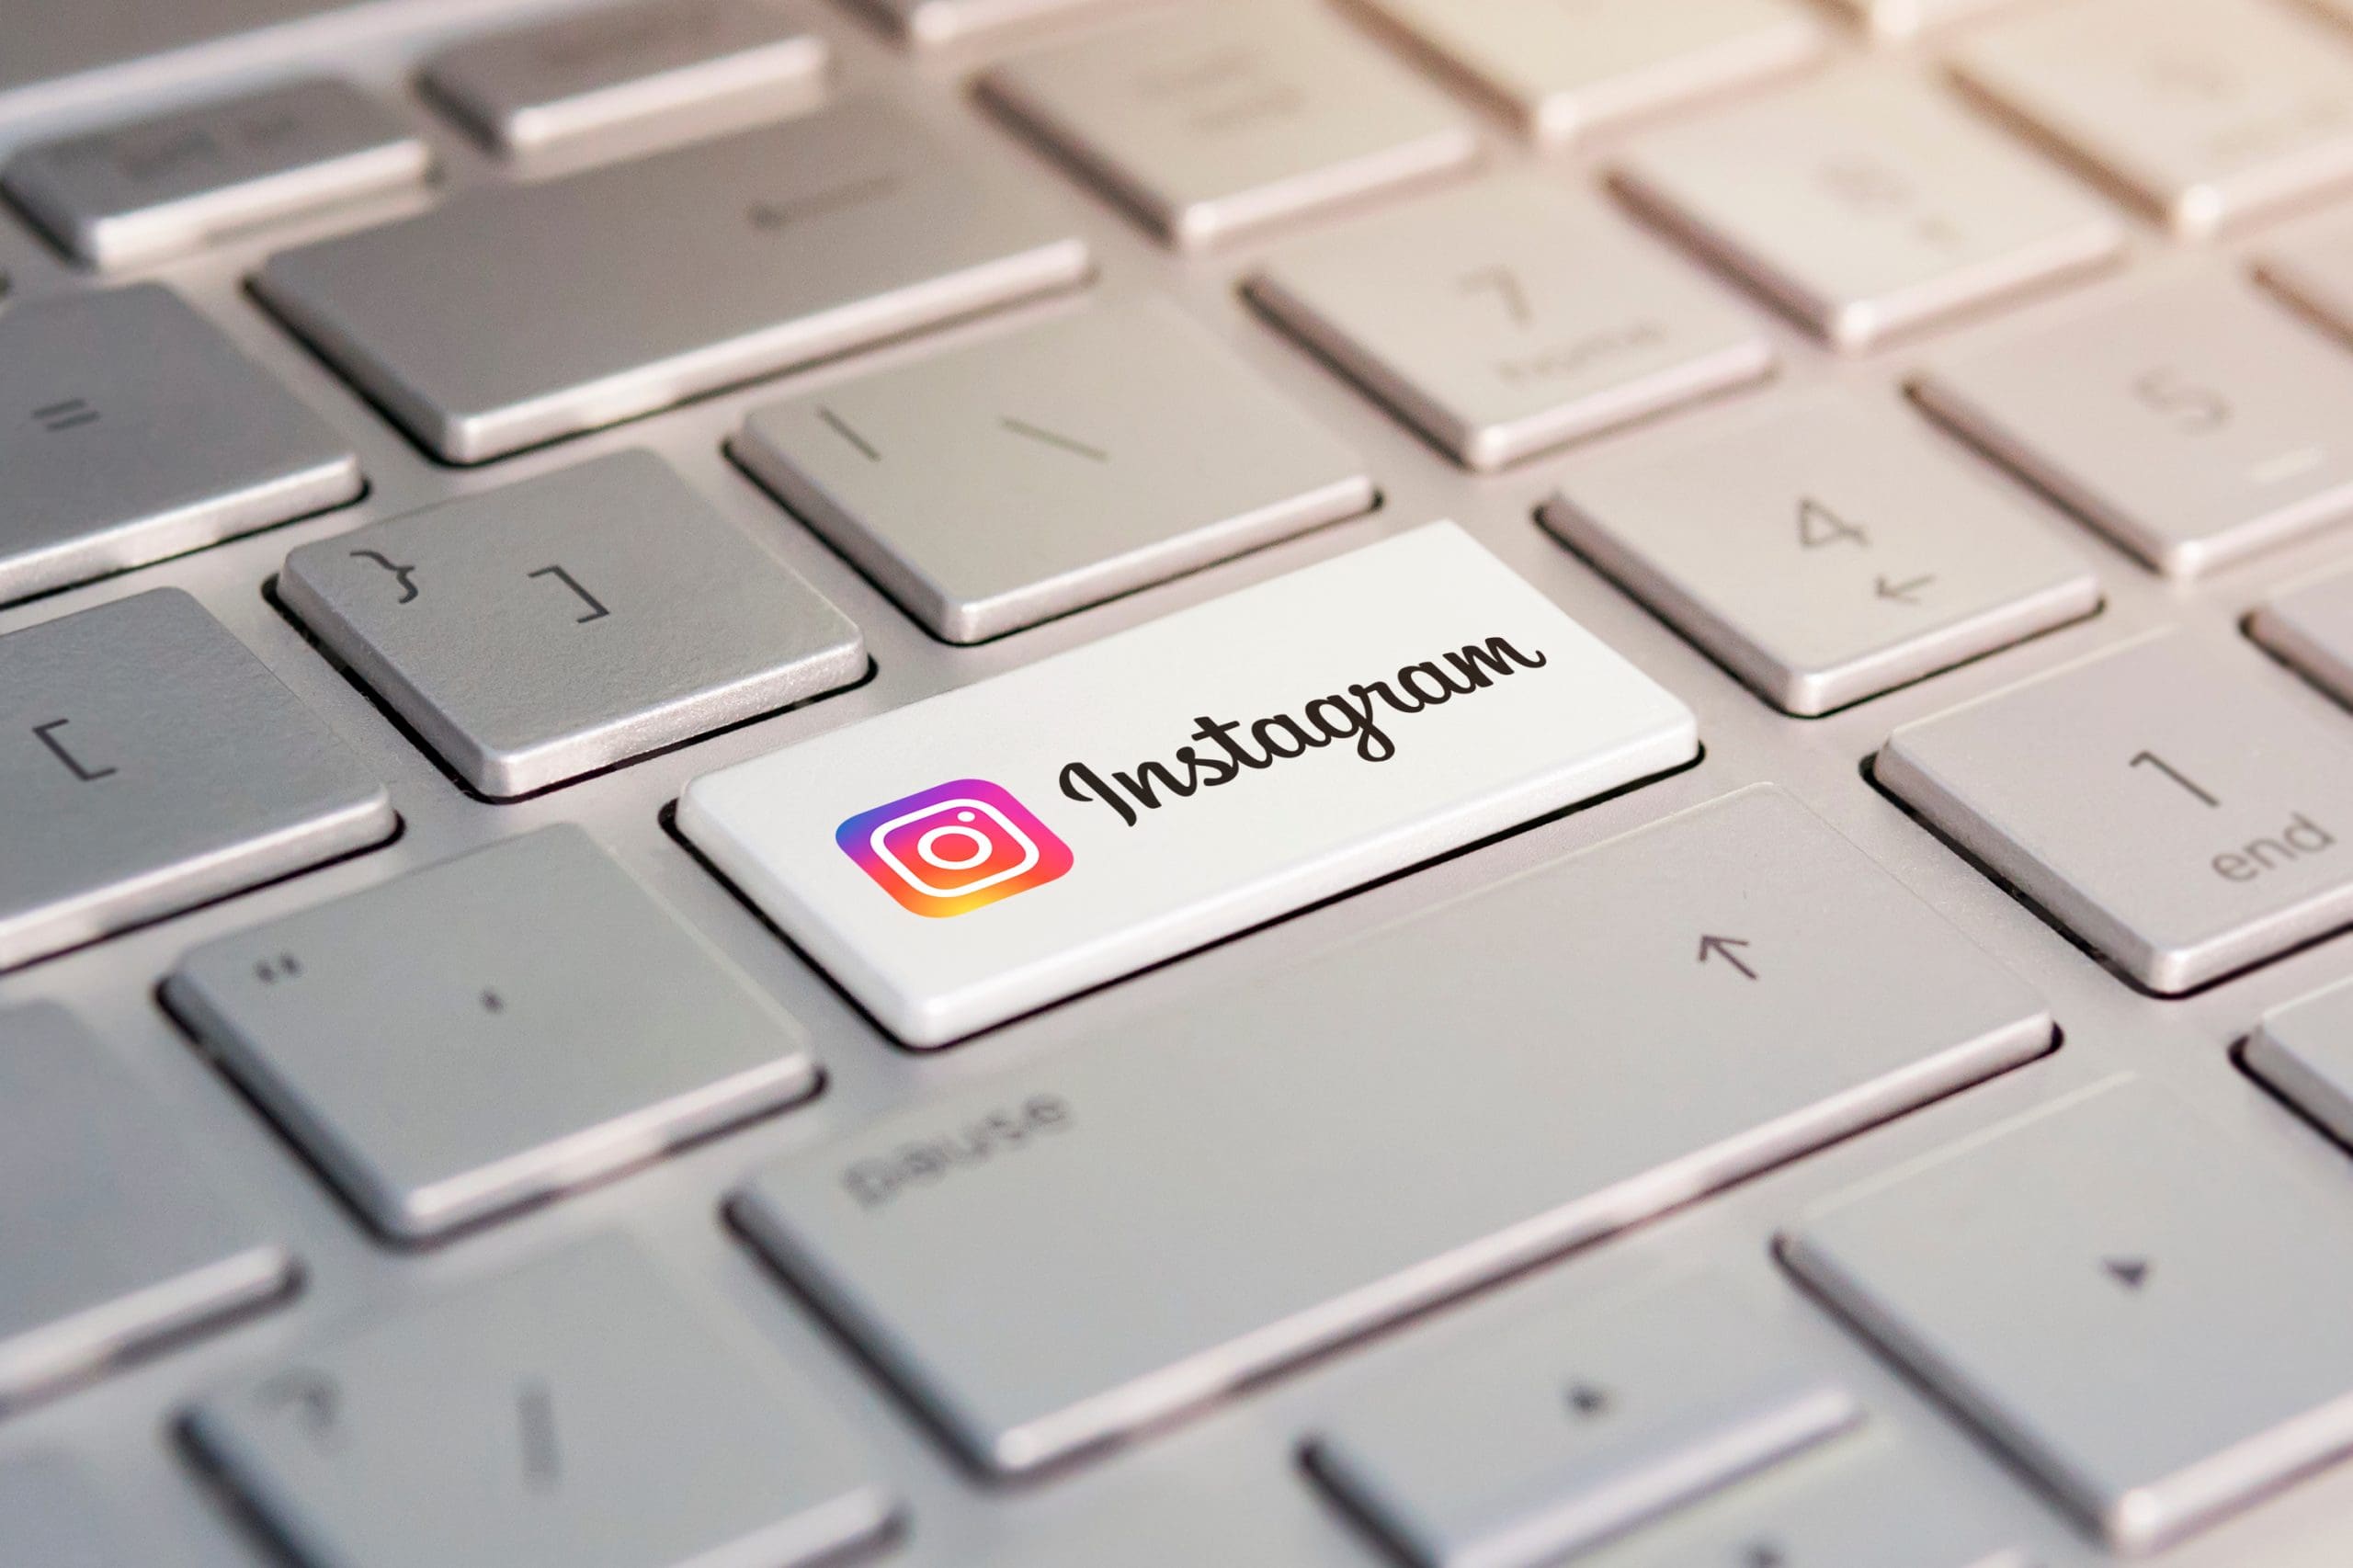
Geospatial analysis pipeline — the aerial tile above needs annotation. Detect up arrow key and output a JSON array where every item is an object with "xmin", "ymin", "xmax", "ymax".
[
  {"xmin": 2104, "ymin": 1257, "xmax": 2151, "ymax": 1291},
  {"xmin": 1699, "ymin": 934, "xmax": 1757, "ymax": 980}
]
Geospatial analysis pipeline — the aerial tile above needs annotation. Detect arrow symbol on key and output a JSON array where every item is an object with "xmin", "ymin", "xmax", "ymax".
[
  {"xmin": 1699, "ymin": 935, "xmax": 1757, "ymax": 981},
  {"xmin": 1874, "ymin": 573, "xmax": 1936, "ymax": 606},
  {"xmin": 2104, "ymin": 1256, "xmax": 2152, "ymax": 1291}
]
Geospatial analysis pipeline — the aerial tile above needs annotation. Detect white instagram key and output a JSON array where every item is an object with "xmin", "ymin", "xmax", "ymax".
[{"xmin": 679, "ymin": 523, "xmax": 1697, "ymax": 1045}]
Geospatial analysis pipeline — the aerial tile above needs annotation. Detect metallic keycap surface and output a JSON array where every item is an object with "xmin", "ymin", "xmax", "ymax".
[
  {"xmin": 185, "ymin": 1237, "xmax": 898, "ymax": 1568},
  {"xmin": 1571, "ymin": 1436, "xmax": 2035, "ymax": 1568},
  {"xmin": 166, "ymin": 826, "xmax": 819, "ymax": 1239},
  {"xmin": 735, "ymin": 295, "xmax": 1373, "ymax": 642},
  {"xmin": 0, "ymin": 1455, "xmax": 162, "ymax": 1568},
  {"xmin": 1878, "ymin": 631, "xmax": 2353, "ymax": 994},
  {"xmin": 1542, "ymin": 389, "xmax": 2100, "ymax": 714},
  {"xmin": 1950, "ymin": 0, "xmax": 2353, "ymax": 238},
  {"xmin": 0, "ymin": 1005, "xmax": 293, "ymax": 1412},
  {"xmin": 848, "ymin": 0, "xmax": 1135, "ymax": 46},
  {"xmin": 0, "ymin": 589, "xmax": 393, "ymax": 971},
  {"xmin": 421, "ymin": 0, "xmax": 827, "ymax": 153},
  {"xmin": 1785, "ymin": 1076, "xmax": 2353, "ymax": 1552},
  {"xmin": 2246, "ymin": 976, "xmax": 2353, "ymax": 1153},
  {"xmin": 0, "ymin": 283, "xmax": 361, "ymax": 607},
  {"xmin": 2252, "ymin": 561, "xmax": 2353, "ymax": 710},
  {"xmin": 1347, "ymin": 0, "xmax": 1826, "ymax": 147},
  {"xmin": 253, "ymin": 99, "xmax": 1092, "ymax": 461},
  {"xmin": 1612, "ymin": 73, "xmax": 2125, "ymax": 350},
  {"xmin": 980, "ymin": 1, "xmax": 1480, "ymax": 249},
  {"xmin": 1915, "ymin": 276, "xmax": 2353, "ymax": 579},
  {"xmin": 1305, "ymin": 1273, "xmax": 1862, "ymax": 1568},
  {"xmin": 2, "ymin": 77, "xmax": 429, "ymax": 268},
  {"xmin": 280, "ymin": 450, "xmax": 865, "ymax": 796},
  {"xmin": 729, "ymin": 786, "xmax": 2049, "ymax": 1472},
  {"xmin": 1249, "ymin": 175, "xmax": 1775, "ymax": 472}
]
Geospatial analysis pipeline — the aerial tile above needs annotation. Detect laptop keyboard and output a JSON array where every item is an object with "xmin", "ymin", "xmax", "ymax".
[{"xmin": 13, "ymin": 1, "xmax": 2353, "ymax": 1564}]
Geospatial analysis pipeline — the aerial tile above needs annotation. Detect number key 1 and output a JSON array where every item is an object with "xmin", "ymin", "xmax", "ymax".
[{"xmin": 1877, "ymin": 631, "xmax": 2353, "ymax": 992}]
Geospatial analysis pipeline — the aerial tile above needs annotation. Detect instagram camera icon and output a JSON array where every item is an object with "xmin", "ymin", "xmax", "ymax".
[{"xmin": 838, "ymin": 780, "xmax": 1074, "ymax": 917}]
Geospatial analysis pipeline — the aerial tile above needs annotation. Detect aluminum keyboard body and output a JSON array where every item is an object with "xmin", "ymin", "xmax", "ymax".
[{"xmin": 13, "ymin": 2, "xmax": 2353, "ymax": 1564}]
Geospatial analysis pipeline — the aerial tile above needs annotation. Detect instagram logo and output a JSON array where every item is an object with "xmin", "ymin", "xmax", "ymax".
[{"xmin": 838, "ymin": 780, "xmax": 1074, "ymax": 917}]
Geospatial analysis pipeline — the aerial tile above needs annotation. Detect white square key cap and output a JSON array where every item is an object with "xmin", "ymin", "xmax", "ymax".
[
  {"xmin": 734, "ymin": 297, "xmax": 1373, "ymax": 642},
  {"xmin": 1950, "ymin": 0, "xmax": 2353, "ymax": 238},
  {"xmin": 980, "ymin": 2, "xmax": 1479, "ymax": 249},
  {"xmin": 1878, "ymin": 631, "xmax": 2353, "ymax": 994},
  {"xmin": 185, "ymin": 1237, "xmax": 898, "ymax": 1568},
  {"xmin": 1783, "ymin": 1076, "xmax": 2353, "ymax": 1552},
  {"xmin": 679, "ymin": 523, "xmax": 1696, "ymax": 1046},
  {"xmin": 1613, "ymin": 73, "xmax": 2123, "ymax": 351},
  {"xmin": 1249, "ymin": 176, "xmax": 1774, "ymax": 472},
  {"xmin": 1915, "ymin": 276, "xmax": 2353, "ymax": 577},
  {"xmin": 1543, "ymin": 389, "xmax": 2098, "ymax": 714}
]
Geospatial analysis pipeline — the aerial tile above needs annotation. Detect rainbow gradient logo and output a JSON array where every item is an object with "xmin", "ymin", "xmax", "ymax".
[{"xmin": 837, "ymin": 780, "xmax": 1074, "ymax": 917}]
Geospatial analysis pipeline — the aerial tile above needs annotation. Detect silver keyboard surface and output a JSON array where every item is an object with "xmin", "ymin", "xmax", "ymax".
[{"xmin": 17, "ymin": 2, "xmax": 2353, "ymax": 1564}]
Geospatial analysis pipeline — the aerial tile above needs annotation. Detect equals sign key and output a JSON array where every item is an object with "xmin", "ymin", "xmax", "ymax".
[{"xmin": 32, "ymin": 397, "xmax": 100, "ymax": 432}]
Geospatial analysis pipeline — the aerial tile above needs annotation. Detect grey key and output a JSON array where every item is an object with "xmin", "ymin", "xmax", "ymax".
[
  {"xmin": 3, "ymin": 78, "xmax": 428, "ymax": 269},
  {"xmin": 166, "ymin": 827, "xmax": 816, "ymax": 1239},
  {"xmin": 2253, "ymin": 562, "xmax": 2353, "ymax": 710},
  {"xmin": 849, "ymin": 0, "xmax": 1137, "ymax": 46},
  {"xmin": 1880, "ymin": 631, "xmax": 2353, "ymax": 993},
  {"xmin": 279, "ymin": 452, "xmax": 864, "ymax": 796},
  {"xmin": 185, "ymin": 1236, "xmax": 897, "ymax": 1568},
  {"xmin": 0, "ymin": 1456, "xmax": 151, "ymax": 1568},
  {"xmin": 1304, "ymin": 1274, "xmax": 1862, "ymax": 1568},
  {"xmin": 0, "ymin": 590, "xmax": 392, "ymax": 971},
  {"xmin": 731, "ymin": 786, "xmax": 2050, "ymax": 1474},
  {"xmin": 1785, "ymin": 1075, "xmax": 2353, "ymax": 1551},
  {"xmin": 0, "ymin": 284, "xmax": 361, "ymax": 606},
  {"xmin": 253, "ymin": 99, "xmax": 1090, "ymax": 463},
  {"xmin": 734, "ymin": 297, "xmax": 1372, "ymax": 642},
  {"xmin": 1248, "ymin": 176, "xmax": 1774, "ymax": 472},
  {"xmin": 1613, "ymin": 74, "xmax": 2124, "ymax": 351},
  {"xmin": 422, "ymin": 0, "xmax": 827, "ymax": 155},
  {"xmin": 1541, "ymin": 390, "xmax": 2099, "ymax": 715},
  {"xmin": 0, "ymin": 1005, "xmax": 294, "ymax": 1411},
  {"xmin": 979, "ymin": 3, "xmax": 1480, "ymax": 250},
  {"xmin": 1915, "ymin": 278, "xmax": 2353, "ymax": 578},
  {"xmin": 1349, "ymin": 0, "xmax": 1826, "ymax": 147},
  {"xmin": 1949, "ymin": 0, "xmax": 2353, "ymax": 239},
  {"xmin": 1571, "ymin": 1435, "xmax": 2034, "ymax": 1568},
  {"xmin": 0, "ymin": 2, "xmax": 364, "ymax": 101},
  {"xmin": 2247, "ymin": 977, "xmax": 2353, "ymax": 1150}
]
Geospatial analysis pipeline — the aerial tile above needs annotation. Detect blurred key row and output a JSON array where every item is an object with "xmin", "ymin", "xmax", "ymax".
[{"xmin": 29, "ymin": 778, "xmax": 2353, "ymax": 1555}]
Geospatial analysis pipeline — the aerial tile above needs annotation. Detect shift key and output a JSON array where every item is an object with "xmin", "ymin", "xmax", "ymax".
[
  {"xmin": 730, "ymin": 785, "xmax": 2052, "ymax": 1473},
  {"xmin": 678, "ymin": 523, "xmax": 1697, "ymax": 1047}
]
